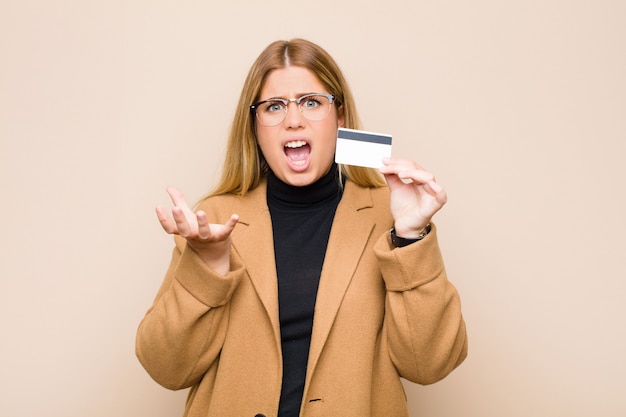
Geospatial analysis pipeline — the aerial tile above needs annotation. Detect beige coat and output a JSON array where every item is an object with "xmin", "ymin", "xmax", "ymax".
[{"xmin": 136, "ymin": 179, "xmax": 467, "ymax": 417}]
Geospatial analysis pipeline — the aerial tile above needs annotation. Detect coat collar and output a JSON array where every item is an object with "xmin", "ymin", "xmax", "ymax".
[
  {"xmin": 307, "ymin": 179, "xmax": 377, "ymax": 379},
  {"xmin": 229, "ymin": 177, "xmax": 378, "ymax": 371}
]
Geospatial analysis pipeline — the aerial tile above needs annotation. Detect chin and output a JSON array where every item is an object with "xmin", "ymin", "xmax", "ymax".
[{"xmin": 283, "ymin": 172, "xmax": 318, "ymax": 187}]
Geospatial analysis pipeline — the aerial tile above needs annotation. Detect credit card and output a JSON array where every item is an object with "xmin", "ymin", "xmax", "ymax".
[{"xmin": 335, "ymin": 128, "xmax": 392, "ymax": 168}]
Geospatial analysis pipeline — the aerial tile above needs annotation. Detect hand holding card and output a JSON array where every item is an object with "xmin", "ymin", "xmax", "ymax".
[{"xmin": 335, "ymin": 128, "xmax": 392, "ymax": 168}]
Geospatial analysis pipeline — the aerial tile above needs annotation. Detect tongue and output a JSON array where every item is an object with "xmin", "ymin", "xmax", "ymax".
[{"xmin": 285, "ymin": 144, "xmax": 311, "ymax": 161}]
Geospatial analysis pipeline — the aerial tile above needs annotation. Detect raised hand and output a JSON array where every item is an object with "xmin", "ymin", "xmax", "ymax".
[
  {"xmin": 379, "ymin": 158, "xmax": 447, "ymax": 238},
  {"xmin": 155, "ymin": 186, "xmax": 239, "ymax": 275}
]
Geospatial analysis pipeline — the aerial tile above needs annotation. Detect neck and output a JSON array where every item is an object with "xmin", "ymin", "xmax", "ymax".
[{"xmin": 267, "ymin": 164, "xmax": 342, "ymax": 208}]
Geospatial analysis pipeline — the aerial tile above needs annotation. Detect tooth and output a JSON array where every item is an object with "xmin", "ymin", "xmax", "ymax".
[{"xmin": 285, "ymin": 140, "xmax": 306, "ymax": 148}]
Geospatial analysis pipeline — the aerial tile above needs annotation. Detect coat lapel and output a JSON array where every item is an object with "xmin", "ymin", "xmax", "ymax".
[
  {"xmin": 230, "ymin": 181, "xmax": 281, "ymax": 343},
  {"xmin": 229, "ymin": 179, "xmax": 379, "ymax": 378},
  {"xmin": 306, "ymin": 181, "xmax": 377, "ymax": 378}
]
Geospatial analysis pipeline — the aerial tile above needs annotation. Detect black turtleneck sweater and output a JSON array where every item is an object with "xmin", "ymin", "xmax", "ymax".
[{"xmin": 267, "ymin": 164, "xmax": 343, "ymax": 417}]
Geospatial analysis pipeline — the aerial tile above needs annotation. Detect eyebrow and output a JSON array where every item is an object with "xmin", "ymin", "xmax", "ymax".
[{"xmin": 262, "ymin": 92, "xmax": 324, "ymax": 101}]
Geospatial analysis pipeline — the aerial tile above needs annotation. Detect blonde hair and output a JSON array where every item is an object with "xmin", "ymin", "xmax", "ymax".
[{"xmin": 209, "ymin": 38, "xmax": 385, "ymax": 197}]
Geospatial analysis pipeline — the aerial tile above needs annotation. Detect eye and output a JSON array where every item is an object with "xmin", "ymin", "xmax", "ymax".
[
  {"xmin": 262, "ymin": 101, "xmax": 286, "ymax": 113},
  {"xmin": 301, "ymin": 95, "xmax": 322, "ymax": 109}
]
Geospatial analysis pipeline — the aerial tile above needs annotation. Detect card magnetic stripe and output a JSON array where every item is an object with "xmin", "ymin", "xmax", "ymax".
[{"xmin": 337, "ymin": 129, "xmax": 392, "ymax": 145}]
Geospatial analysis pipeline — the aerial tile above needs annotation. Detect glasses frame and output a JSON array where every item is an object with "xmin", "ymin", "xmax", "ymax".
[{"xmin": 250, "ymin": 93, "xmax": 336, "ymax": 127}]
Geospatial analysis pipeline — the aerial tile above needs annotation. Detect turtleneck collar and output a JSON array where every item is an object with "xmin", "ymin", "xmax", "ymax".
[{"xmin": 267, "ymin": 163, "xmax": 343, "ymax": 209}]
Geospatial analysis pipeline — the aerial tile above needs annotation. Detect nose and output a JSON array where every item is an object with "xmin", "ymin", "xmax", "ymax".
[{"xmin": 283, "ymin": 100, "xmax": 305, "ymax": 128}]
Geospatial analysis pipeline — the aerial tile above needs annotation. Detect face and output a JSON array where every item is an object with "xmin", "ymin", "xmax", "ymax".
[{"xmin": 255, "ymin": 66, "xmax": 344, "ymax": 187}]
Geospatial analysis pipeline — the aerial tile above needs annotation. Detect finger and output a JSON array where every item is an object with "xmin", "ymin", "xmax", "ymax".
[
  {"xmin": 172, "ymin": 206, "xmax": 193, "ymax": 236},
  {"xmin": 196, "ymin": 213, "xmax": 240, "ymax": 241},
  {"xmin": 211, "ymin": 214, "xmax": 240, "ymax": 240},
  {"xmin": 397, "ymin": 169, "xmax": 435, "ymax": 185},
  {"xmin": 423, "ymin": 180, "xmax": 448, "ymax": 205},
  {"xmin": 426, "ymin": 179, "xmax": 443, "ymax": 194},
  {"xmin": 196, "ymin": 211, "xmax": 211, "ymax": 240},
  {"xmin": 224, "ymin": 214, "xmax": 240, "ymax": 231},
  {"xmin": 382, "ymin": 157, "xmax": 419, "ymax": 167},
  {"xmin": 155, "ymin": 206, "xmax": 178, "ymax": 234},
  {"xmin": 381, "ymin": 157, "xmax": 422, "ymax": 172},
  {"xmin": 166, "ymin": 186, "xmax": 191, "ymax": 210},
  {"xmin": 380, "ymin": 160, "xmax": 431, "ymax": 185}
]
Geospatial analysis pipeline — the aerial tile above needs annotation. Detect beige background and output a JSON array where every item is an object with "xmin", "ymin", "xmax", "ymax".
[{"xmin": 1, "ymin": 0, "xmax": 625, "ymax": 416}]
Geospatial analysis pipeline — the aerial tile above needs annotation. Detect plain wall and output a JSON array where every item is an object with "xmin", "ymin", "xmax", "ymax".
[{"xmin": 1, "ymin": 1, "xmax": 625, "ymax": 416}]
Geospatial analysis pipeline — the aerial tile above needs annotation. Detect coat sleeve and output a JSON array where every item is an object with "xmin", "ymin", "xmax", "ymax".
[
  {"xmin": 374, "ymin": 223, "xmax": 468, "ymax": 385},
  {"xmin": 135, "ymin": 235, "xmax": 246, "ymax": 390}
]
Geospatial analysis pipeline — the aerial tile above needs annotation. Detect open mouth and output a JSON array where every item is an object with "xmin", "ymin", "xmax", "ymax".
[{"xmin": 284, "ymin": 140, "xmax": 311, "ymax": 167}]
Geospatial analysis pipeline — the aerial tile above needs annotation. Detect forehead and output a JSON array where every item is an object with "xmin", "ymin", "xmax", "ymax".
[{"xmin": 260, "ymin": 66, "xmax": 327, "ymax": 98}]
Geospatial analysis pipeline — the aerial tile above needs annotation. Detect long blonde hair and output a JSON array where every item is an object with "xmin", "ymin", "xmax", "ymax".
[{"xmin": 209, "ymin": 38, "xmax": 385, "ymax": 197}]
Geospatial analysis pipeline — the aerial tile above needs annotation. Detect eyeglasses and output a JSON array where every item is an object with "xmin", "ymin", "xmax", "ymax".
[{"xmin": 250, "ymin": 93, "xmax": 336, "ymax": 127}]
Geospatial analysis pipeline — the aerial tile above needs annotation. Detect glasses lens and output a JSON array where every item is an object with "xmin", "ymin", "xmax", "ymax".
[
  {"xmin": 299, "ymin": 95, "xmax": 332, "ymax": 121},
  {"xmin": 255, "ymin": 100, "xmax": 287, "ymax": 126}
]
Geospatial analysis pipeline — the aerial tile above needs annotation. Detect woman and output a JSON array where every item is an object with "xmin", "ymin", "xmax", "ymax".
[{"xmin": 136, "ymin": 38, "xmax": 467, "ymax": 417}]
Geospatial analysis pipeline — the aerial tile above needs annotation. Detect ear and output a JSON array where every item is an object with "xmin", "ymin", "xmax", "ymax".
[{"xmin": 337, "ymin": 104, "xmax": 345, "ymax": 128}]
